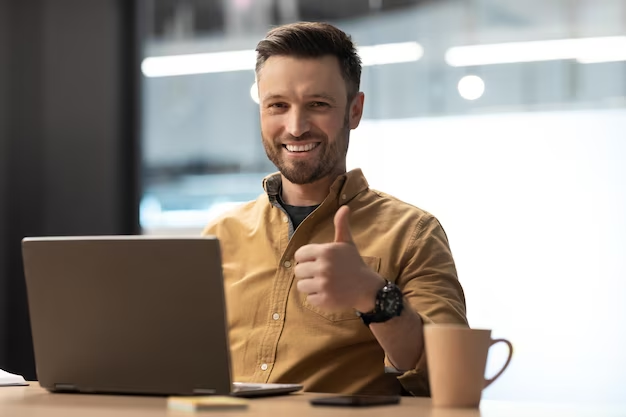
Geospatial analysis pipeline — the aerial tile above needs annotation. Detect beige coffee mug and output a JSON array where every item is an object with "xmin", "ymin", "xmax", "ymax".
[{"xmin": 424, "ymin": 324, "xmax": 513, "ymax": 408}]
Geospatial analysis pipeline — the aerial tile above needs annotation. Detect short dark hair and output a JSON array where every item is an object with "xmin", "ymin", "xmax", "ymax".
[{"xmin": 255, "ymin": 22, "xmax": 362, "ymax": 100}]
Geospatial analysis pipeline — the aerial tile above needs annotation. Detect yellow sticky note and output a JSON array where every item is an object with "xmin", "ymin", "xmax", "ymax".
[{"xmin": 168, "ymin": 396, "xmax": 249, "ymax": 412}]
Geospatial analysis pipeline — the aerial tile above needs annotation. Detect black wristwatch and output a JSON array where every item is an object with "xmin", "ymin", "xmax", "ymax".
[{"xmin": 356, "ymin": 280, "xmax": 404, "ymax": 326}]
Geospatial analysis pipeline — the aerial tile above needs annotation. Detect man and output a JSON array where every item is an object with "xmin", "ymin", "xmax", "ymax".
[{"xmin": 203, "ymin": 22, "xmax": 467, "ymax": 396}]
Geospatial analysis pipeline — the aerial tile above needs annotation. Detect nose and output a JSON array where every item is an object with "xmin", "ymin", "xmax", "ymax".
[{"xmin": 285, "ymin": 107, "xmax": 310, "ymax": 138}]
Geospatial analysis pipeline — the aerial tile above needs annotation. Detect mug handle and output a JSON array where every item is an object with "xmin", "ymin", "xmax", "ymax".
[{"xmin": 484, "ymin": 338, "xmax": 513, "ymax": 388}]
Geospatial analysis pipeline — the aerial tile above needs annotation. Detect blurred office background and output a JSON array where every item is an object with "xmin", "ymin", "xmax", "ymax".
[
  {"xmin": 1, "ymin": 0, "xmax": 626, "ymax": 408},
  {"xmin": 140, "ymin": 0, "xmax": 626, "ymax": 406}
]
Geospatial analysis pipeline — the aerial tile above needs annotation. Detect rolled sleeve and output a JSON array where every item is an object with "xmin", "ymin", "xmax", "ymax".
[{"xmin": 394, "ymin": 214, "xmax": 468, "ymax": 396}]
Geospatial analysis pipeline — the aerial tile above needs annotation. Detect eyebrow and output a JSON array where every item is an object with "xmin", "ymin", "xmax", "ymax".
[{"xmin": 262, "ymin": 93, "xmax": 338, "ymax": 104}]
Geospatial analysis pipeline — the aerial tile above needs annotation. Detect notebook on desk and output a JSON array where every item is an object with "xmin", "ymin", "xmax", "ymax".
[
  {"xmin": 0, "ymin": 368, "xmax": 28, "ymax": 387},
  {"xmin": 21, "ymin": 236, "xmax": 302, "ymax": 398}
]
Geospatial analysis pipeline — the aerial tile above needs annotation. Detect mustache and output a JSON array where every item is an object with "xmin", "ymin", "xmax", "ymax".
[{"xmin": 277, "ymin": 132, "xmax": 327, "ymax": 143}]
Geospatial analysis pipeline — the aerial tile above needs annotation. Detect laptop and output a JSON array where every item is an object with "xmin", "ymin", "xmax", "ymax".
[{"xmin": 21, "ymin": 236, "xmax": 302, "ymax": 397}]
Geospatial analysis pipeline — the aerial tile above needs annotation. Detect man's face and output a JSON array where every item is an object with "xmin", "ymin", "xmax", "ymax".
[{"xmin": 257, "ymin": 55, "xmax": 363, "ymax": 185}]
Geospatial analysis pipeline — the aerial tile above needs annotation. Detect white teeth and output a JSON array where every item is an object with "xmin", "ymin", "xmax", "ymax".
[{"xmin": 285, "ymin": 143, "xmax": 319, "ymax": 152}]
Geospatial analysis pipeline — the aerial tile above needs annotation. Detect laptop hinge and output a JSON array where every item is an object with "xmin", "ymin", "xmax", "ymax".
[
  {"xmin": 54, "ymin": 383, "xmax": 78, "ymax": 392},
  {"xmin": 192, "ymin": 388, "xmax": 217, "ymax": 395}
]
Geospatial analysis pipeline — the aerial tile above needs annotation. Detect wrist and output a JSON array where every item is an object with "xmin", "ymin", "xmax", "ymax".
[{"xmin": 353, "ymin": 270, "xmax": 386, "ymax": 313}]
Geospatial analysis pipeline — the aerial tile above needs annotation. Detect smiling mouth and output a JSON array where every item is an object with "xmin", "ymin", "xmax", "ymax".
[{"xmin": 283, "ymin": 143, "xmax": 320, "ymax": 153}]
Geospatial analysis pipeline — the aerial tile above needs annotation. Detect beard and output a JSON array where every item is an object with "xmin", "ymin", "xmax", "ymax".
[{"xmin": 262, "ymin": 117, "xmax": 350, "ymax": 185}]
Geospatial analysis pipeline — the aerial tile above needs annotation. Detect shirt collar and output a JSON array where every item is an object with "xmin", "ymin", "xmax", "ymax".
[{"xmin": 262, "ymin": 169, "xmax": 369, "ymax": 204}]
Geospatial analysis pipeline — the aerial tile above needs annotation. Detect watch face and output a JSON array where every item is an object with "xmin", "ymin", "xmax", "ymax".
[
  {"xmin": 380, "ymin": 283, "xmax": 403, "ymax": 316},
  {"xmin": 359, "ymin": 282, "xmax": 403, "ymax": 326},
  {"xmin": 384, "ymin": 296, "xmax": 398, "ymax": 311}
]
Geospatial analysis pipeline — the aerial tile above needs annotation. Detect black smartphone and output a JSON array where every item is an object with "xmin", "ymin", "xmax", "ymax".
[{"xmin": 310, "ymin": 395, "xmax": 401, "ymax": 407}]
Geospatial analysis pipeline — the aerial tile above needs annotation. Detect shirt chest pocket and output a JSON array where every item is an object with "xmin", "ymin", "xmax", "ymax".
[{"xmin": 301, "ymin": 256, "xmax": 382, "ymax": 323}]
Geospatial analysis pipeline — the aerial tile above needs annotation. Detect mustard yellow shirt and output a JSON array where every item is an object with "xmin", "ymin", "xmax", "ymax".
[{"xmin": 202, "ymin": 169, "xmax": 468, "ymax": 396}]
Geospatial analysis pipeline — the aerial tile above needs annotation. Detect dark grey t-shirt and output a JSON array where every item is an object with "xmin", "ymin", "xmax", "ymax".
[
  {"xmin": 282, "ymin": 203, "xmax": 318, "ymax": 230},
  {"xmin": 278, "ymin": 193, "xmax": 319, "ymax": 230}
]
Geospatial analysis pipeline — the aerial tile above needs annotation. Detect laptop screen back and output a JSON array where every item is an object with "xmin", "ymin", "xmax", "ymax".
[{"xmin": 22, "ymin": 236, "xmax": 233, "ymax": 396}]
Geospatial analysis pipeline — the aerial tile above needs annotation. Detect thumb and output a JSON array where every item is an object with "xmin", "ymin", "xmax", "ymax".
[{"xmin": 334, "ymin": 205, "xmax": 354, "ymax": 244}]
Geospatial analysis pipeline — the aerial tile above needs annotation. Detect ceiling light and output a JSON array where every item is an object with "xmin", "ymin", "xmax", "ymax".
[
  {"xmin": 142, "ymin": 42, "xmax": 424, "ymax": 78},
  {"xmin": 250, "ymin": 82, "xmax": 259, "ymax": 104},
  {"xmin": 458, "ymin": 75, "xmax": 485, "ymax": 100},
  {"xmin": 358, "ymin": 42, "xmax": 423, "ymax": 66},
  {"xmin": 141, "ymin": 50, "xmax": 256, "ymax": 77},
  {"xmin": 445, "ymin": 36, "xmax": 626, "ymax": 67}
]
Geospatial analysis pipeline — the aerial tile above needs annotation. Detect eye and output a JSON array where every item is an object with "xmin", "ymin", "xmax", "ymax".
[
  {"xmin": 265, "ymin": 102, "xmax": 288, "ymax": 114},
  {"xmin": 310, "ymin": 101, "xmax": 330, "ymax": 108}
]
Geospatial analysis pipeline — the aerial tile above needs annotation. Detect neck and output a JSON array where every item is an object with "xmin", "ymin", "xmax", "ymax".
[{"xmin": 280, "ymin": 170, "xmax": 345, "ymax": 206}]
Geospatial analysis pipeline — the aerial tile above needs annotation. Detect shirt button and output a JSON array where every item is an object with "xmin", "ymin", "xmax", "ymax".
[
  {"xmin": 260, "ymin": 363, "xmax": 268, "ymax": 371},
  {"xmin": 283, "ymin": 260, "xmax": 292, "ymax": 268},
  {"xmin": 282, "ymin": 216, "xmax": 289, "ymax": 223},
  {"xmin": 341, "ymin": 194, "xmax": 347, "ymax": 200},
  {"xmin": 272, "ymin": 313, "xmax": 280, "ymax": 320}
]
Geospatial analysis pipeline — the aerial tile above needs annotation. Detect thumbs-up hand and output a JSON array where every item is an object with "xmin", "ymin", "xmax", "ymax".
[
  {"xmin": 333, "ymin": 204, "xmax": 354, "ymax": 244},
  {"xmin": 294, "ymin": 206, "xmax": 386, "ymax": 313}
]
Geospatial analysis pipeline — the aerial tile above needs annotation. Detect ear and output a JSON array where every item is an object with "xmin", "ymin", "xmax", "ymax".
[{"xmin": 348, "ymin": 92, "xmax": 365, "ymax": 130}]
